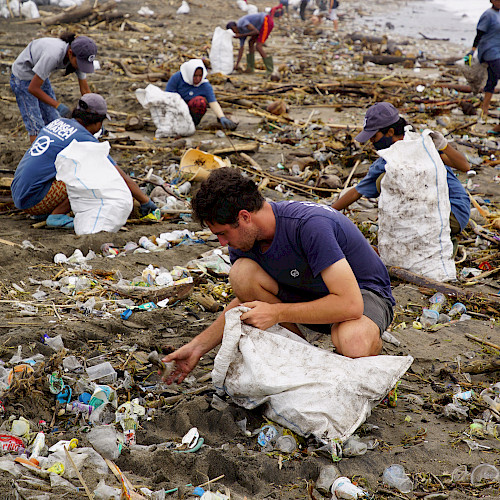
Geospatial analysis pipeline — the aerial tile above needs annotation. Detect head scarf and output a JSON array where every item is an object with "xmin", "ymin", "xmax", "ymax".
[{"xmin": 180, "ymin": 59, "xmax": 208, "ymax": 87}]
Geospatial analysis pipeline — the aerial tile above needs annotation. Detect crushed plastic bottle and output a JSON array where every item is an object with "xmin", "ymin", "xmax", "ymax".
[
  {"xmin": 428, "ymin": 292, "xmax": 446, "ymax": 312},
  {"xmin": 331, "ymin": 476, "xmax": 368, "ymax": 499},
  {"xmin": 419, "ymin": 308, "xmax": 440, "ymax": 328},
  {"xmin": 342, "ymin": 435, "xmax": 368, "ymax": 456},
  {"xmin": 382, "ymin": 464, "xmax": 413, "ymax": 493}
]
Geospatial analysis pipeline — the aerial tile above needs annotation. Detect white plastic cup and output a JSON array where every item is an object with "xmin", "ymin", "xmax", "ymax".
[{"xmin": 331, "ymin": 476, "xmax": 367, "ymax": 499}]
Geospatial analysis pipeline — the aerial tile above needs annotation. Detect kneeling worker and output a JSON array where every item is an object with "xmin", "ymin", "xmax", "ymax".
[
  {"xmin": 161, "ymin": 167, "xmax": 395, "ymax": 385},
  {"xmin": 332, "ymin": 102, "xmax": 471, "ymax": 235},
  {"xmin": 166, "ymin": 59, "xmax": 237, "ymax": 130},
  {"xmin": 11, "ymin": 93, "xmax": 157, "ymax": 229}
]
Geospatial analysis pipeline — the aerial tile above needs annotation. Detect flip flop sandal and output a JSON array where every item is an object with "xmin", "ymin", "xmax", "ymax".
[{"xmin": 46, "ymin": 214, "xmax": 74, "ymax": 229}]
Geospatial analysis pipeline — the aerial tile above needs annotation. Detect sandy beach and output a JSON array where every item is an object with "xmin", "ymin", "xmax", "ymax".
[{"xmin": 0, "ymin": 0, "xmax": 499, "ymax": 498}]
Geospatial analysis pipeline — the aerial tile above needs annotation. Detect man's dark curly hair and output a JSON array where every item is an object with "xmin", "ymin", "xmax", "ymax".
[{"xmin": 191, "ymin": 167, "xmax": 264, "ymax": 226}]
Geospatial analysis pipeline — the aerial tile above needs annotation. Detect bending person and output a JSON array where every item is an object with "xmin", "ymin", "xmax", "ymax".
[
  {"xmin": 166, "ymin": 59, "xmax": 236, "ymax": 130},
  {"xmin": 11, "ymin": 93, "xmax": 157, "ymax": 229},
  {"xmin": 464, "ymin": 0, "xmax": 500, "ymax": 133},
  {"xmin": 332, "ymin": 102, "xmax": 471, "ymax": 236},
  {"xmin": 10, "ymin": 33, "xmax": 98, "ymax": 143},
  {"xmin": 162, "ymin": 167, "xmax": 395, "ymax": 384},
  {"xmin": 227, "ymin": 4, "xmax": 283, "ymax": 74}
]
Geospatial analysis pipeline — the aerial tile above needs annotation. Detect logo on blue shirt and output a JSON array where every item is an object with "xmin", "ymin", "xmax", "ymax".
[
  {"xmin": 30, "ymin": 136, "xmax": 54, "ymax": 157},
  {"xmin": 290, "ymin": 269, "xmax": 299, "ymax": 278}
]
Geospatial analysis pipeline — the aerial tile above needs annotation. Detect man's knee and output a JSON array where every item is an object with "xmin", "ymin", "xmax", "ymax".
[
  {"xmin": 229, "ymin": 258, "xmax": 278, "ymax": 301},
  {"xmin": 331, "ymin": 317, "xmax": 382, "ymax": 358}
]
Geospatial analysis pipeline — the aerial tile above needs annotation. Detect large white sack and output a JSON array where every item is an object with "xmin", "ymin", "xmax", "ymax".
[
  {"xmin": 135, "ymin": 84, "xmax": 195, "ymax": 138},
  {"xmin": 235, "ymin": 0, "xmax": 248, "ymax": 11},
  {"xmin": 20, "ymin": 0, "xmax": 39, "ymax": 18},
  {"xmin": 213, "ymin": 307, "xmax": 413, "ymax": 443},
  {"xmin": 246, "ymin": 3, "xmax": 258, "ymax": 13},
  {"xmin": 55, "ymin": 140, "xmax": 133, "ymax": 235},
  {"xmin": 176, "ymin": 0, "xmax": 189, "ymax": 14},
  {"xmin": 377, "ymin": 129, "xmax": 456, "ymax": 282},
  {"xmin": 209, "ymin": 27, "xmax": 234, "ymax": 75}
]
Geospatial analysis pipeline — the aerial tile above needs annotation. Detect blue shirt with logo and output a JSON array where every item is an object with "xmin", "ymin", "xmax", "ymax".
[
  {"xmin": 165, "ymin": 71, "xmax": 216, "ymax": 104},
  {"xmin": 229, "ymin": 201, "xmax": 395, "ymax": 305},
  {"xmin": 477, "ymin": 8, "xmax": 500, "ymax": 63},
  {"xmin": 11, "ymin": 118, "xmax": 113, "ymax": 210},
  {"xmin": 355, "ymin": 157, "xmax": 470, "ymax": 232}
]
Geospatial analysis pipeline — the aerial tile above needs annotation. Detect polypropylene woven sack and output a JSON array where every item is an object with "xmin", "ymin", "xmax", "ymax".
[
  {"xmin": 212, "ymin": 307, "xmax": 413, "ymax": 443},
  {"xmin": 209, "ymin": 27, "xmax": 234, "ymax": 75},
  {"xmin": 55, "ymin": 140, "xmax": 133, "ymax": 235},
  {"xmin": 377, "ymin": 129, "xmax": 456, "ymax": 282},
  {"xmin": 135, "ymin": 84, "xmax": 195, "ymax": 138}
]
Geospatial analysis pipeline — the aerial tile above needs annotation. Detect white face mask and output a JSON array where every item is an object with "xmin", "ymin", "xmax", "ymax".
[{"xmin": 93, "ymin": 127, "xmax": 104, "ymax": 139}]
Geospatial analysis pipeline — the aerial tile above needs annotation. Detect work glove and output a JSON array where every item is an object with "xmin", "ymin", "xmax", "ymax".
[
  {"xmin": 218, "ymin": 116, "xmax": 237, "ymax": 131},
  {"xmin": 139, "ymin": 199, "xmax": 158, "ymax": 216},
  {"xmin": 56, "ymin": 103, "xmax": 71, "ymax": 118},
  {"xmin": 429, "ymin": 130, "xmax": 448, "ymax": 151},
  {"xmin": 463, "ymin": 50, "xmax": 474, "ymax": 66}
]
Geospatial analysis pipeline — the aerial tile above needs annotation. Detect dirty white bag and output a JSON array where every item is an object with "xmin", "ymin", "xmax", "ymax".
[
  {"xmin": 213, "ymin": 307, "xmax": 413, "ymax": 442},
  {"xmin": 209, "ymin": 27, "xmax": 234, "ymax": 75},
  {"xmin": 20, "ymin": 0, "xmax": 39, "ymax": 18},
  {"xmin": 235, "ymin": 0, "xmax": 248, "ymax": 11},
  {"xmin": 55, "ymin": 140, "xmax": 133, "ymax": 235},
  {"xmin": 246, "ymin": 3, "xmax": 258, "ymax": 14},
  {"xmin": 135, "ymin": 84, "xmax": 195, "ymax": 138},
  {"xmin": 176, "ymin": 0, "xmax": 189, "ymax": 14},
  {"xmin": 377, "ymin": 129, "xmax": 456, "ymax": 282}
]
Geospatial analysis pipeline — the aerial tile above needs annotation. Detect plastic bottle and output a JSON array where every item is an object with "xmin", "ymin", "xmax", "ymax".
[
  {"xmin": 448, "ymin": 302, "xmax": 466, "ymax": 317},
  {"xmin": 382, "ymin": 464, "xmax": 413, "ymax": 493},
  {"xmin": 331, "ymin": 476, "xmax": 368, "ymax": 499},
  {"xmin": 428, "ymin": 292, "xmax": 446, "ymax": 312},
  {"xmin": 138, "ymin": 236, "xmax": 158, "ymax": 252}
]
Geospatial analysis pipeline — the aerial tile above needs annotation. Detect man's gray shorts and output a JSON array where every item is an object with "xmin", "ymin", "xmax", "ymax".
[{"xmin": 278, "ymin": 288, "xmax": 394, "ymax": 336}]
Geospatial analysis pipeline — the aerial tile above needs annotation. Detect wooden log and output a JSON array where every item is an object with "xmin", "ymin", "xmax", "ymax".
[
  {"xmin": 387, "ymin": 266, "xmax": 500, "ymax": 306},
  {"xmin": 212, "ymin": 142, "xmax": 259, "ymax": 155},
  {"xmin": 440, "ymin": 356, "xmax": 500, "ymax": 375},
  {"xmin": 32, "ymin": 0, "xmax": 117, "ymax": 26},
  {"xmin": 363, "ymin": 55, "xmax": 415, "ymax": 65}
]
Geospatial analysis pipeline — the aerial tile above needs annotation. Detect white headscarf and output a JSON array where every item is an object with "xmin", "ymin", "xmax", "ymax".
[{"xmin": 180, "ymin": 59, "xmax": 208, "ymax": 87}]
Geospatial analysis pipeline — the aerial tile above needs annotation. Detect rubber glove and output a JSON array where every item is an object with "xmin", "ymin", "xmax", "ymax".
[
  {"xmin": 463, "ymin": 50, "xmax": 474, "ymax": 66},
  {"xmin": 139, "ymin": 199, "xmax": 158, "ymax": 216},
  {"xmin": 429, "ymin": 130, "xmax": 447, "ymax": 151},
  {"xmin": 56, "ymin": 103, "xmax": 71, "ymax": 118},
  {"xmin": 46, "ymin": 214, "xmax": 74, "ymax": 229},
  {"xmin": 218, "ymin": 116, "xmax": 237, "ymax": 131}
]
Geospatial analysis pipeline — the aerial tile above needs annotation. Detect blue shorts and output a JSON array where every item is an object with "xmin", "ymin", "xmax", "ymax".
[{"xmin": 10, "ymin": 74, "xmax": 60, "ymax": 136}]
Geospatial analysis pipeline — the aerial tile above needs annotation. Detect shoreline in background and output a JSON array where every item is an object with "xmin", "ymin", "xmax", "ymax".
[{"xmin": 358, "ymin": 0, "xmax": 487, "ymax": 48}]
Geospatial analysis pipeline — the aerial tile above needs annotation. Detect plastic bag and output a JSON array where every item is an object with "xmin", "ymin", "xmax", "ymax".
[
  {"xmin": 20, "ymin": 0, "xmax": 39, "ymax": 18},
  {"xmin": 209, "ymin": 27, "xmax": 234, "ymax": 75},
  {"xmin": 135, "ymin": 85, "xmax": 195, "ymax": 138},
  {"xmin": 55, "ymin": 140, "xmax": 133, "ymax": 235},
  {"xmin": 459, "ymin": 54, "xmax": 488, "ymax": 94},
  {"xmin": 377, "ymin": 129, "xmax": 456, "ymax": 282},
  {"xmin": 212, "ymin": 307, "xmax": 413, "ymax": 442}
]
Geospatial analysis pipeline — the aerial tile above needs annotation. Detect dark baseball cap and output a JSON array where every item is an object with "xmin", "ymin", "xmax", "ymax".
[
  {"xmin": 70, "ymin": 36, "xmax": 97, "ymax": 74},
  {"xmin": 355, "ymin": 102, "xmax": 400, "ymax": 143},
  {"xmin": 77, "ymin": 93, "xmax": 110, "ymax": 119}
]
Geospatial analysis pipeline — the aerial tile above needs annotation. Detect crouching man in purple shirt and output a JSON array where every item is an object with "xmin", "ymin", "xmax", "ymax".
[{"xmin": 162, "ymin": 168, "xmax": 395, "ymax": 384}]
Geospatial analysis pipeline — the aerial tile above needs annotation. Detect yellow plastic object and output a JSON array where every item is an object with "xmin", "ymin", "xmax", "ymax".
[
  {"xmin": 179, "ymin": 148, "xmax": 230, "ymax": 182},
  {"xmin": 47, "ymin": 462, "xmax": 65, "ymax": 475}
]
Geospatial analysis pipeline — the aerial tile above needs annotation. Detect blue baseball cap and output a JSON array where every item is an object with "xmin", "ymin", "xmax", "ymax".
[{"xmin": 355, "ymin": 102, "xmax": 400, "ymax": 143}]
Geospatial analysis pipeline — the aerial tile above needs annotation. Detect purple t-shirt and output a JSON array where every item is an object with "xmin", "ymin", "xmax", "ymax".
[
  {"xmin": 229, "ymin": 201, "xmax": 395, "ymax": 305},
  {"xmin": 236, "ymin": 13, "xmax": 266, "ymax": 46}
]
